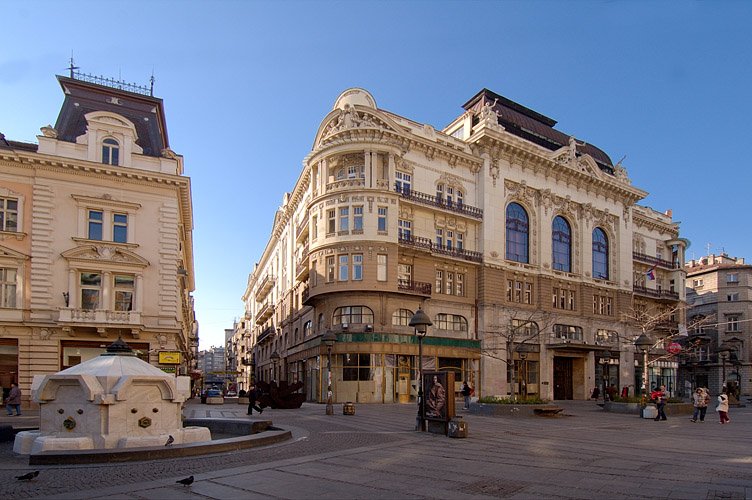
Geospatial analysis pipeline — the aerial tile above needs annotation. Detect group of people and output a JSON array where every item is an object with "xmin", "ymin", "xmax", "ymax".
[{"xmin": 651, "ymin": 384, "xmax": 732, "ymax": 424}]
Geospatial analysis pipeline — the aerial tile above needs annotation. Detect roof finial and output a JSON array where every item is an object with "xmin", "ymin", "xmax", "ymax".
[{"xmin": 68, "ymin": 50, "xmax": 80, "ymax": 78}]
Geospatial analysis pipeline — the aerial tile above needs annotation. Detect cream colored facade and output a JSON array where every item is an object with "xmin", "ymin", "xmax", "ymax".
[
  {"xmin": 0, "ymin": 74, "xmax": 197, "ymax": 406},
  {"xmin": 241, "ymin": 88, "xmax": 687, "ymax": 403}
]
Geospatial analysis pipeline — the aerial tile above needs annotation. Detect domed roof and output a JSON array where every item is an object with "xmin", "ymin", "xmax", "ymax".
[{"xmin": 333, "ymin": 88, "xmax": 376, "ymax": 111}]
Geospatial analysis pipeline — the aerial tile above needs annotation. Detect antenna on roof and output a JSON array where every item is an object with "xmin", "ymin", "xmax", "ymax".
[
  {"xmin": 67, "ymin": 51, "xmax": 80, "ymax": 78},
  {"xmin": 150, "ymin": 67, "xmax": 155, "ymax": 96},
  {"xmin": 615, "ymin": 154, "xmax": 627, "ymax": 166}
]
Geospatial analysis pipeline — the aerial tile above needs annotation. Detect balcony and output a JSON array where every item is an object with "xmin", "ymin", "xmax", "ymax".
[
  {"xmin": 295, "ymin": 211, "xmax": 309, "ymax": 242},
  {"xmin": 58, "ymin": 308, "xmax": 142, "ymax": 325},
  {"xmin": 633, "ymin": 252, "xmax": 678, "ymax": 270},
  {"xmin": 327, "ymin": 178, "xmax": 365, "ymax": 192},
  {"xmin": 399, "ymin": 234, "xmax": 482, "ymax": 263},
  {"xmin": 255, "ymin": 274, "xmax": 275, "ymax": 302},
  {"xmin": 255, "ymin": 301, "xmax": 275, "ymax": 325},
  {"xmin": 395, "ymin": 185, "xmax": 483, "ymax": 220},
  {"xmin": 397, "ymin": 279, "xmax": 432, "ymax": 296},
  {"xmin": 257, "ymin": 325, "xmax": 275, "ymax": 343},
  {"xmin": 633, "ymin": 285, "xmax": 680, "ymax": 301},
  {"xmin": 302, "ymin": 286, "xmax": 310, "ymax": 302}
]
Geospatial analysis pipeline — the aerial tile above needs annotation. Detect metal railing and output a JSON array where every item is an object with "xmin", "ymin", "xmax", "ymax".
[
  {"xmin": 397, "ymin": 279, "xmax": 432, "ymax": 295},
  {"xmin": 398, "ymin": 234, "xmax": 482, "ymax": 263},
  {"xmin": 395, "ymin": 185, "xmax": 483, "ymax": 219},
  {"xmin": 632, "ymin": 252, "xmax": 678, "ymax": 269},
  {"xmin": 633, "ymin": 285, "xmax": 679, "ymax": 300}
]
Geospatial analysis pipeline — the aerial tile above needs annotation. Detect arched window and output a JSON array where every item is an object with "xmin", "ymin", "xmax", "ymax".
[
  {"xmin": 102, "ymin": 138, "xmax": 119, "ymax": 166},
  {"xmin": 506, "ymin": 202, "xmax": 529, "ymax": 263},
  {"xmin": 303, "ymin": 321, "xmax": 312, "ymax": 337},
  {"xmin": 392, "ymin": 308, "xmax": 414, "ymax": 326},
  {"xmin": 592, "ymin": 228, "xmax": 609, "ymax": 280},
  {"xmin": 333, "ymin": 306, "xmax": 374, "ymax": 326},
  {"xmin": 552, "ymin": 216, "xmax": 572, "ymax": 272},
  {"xmin": 435, "ymin": 314, "xmax": 468, "ymax": 332},
  {"xmin": 317, "ymin": 313, "xmax": 325, "ymax": 333}
]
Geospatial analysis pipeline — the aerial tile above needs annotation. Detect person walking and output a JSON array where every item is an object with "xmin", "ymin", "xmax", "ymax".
[
  {"xmin": 690, "ymin": 387, "xmax": 710, "ymax": 422},
  {"xmin": 653, "ymin": 385, "xmax": 668, "ymax": 421},
  {"xmin": 461, "ymin": 380, "xmax": 472, "ymax": 410},
  {"xmin": 716, "ymin": 387, "xmax": 730, "ymax": 424},
  {"xmin": 5, "ymin": 382, "xmax": 21, "ymax": 416},
  {"xmin": 246, "ymin": 385, "xmax": 263, "ymax": 415}
]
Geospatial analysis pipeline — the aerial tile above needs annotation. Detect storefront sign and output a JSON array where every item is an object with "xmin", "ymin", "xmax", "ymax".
[{"xmin": 158, "ymin": 351, "xmax": 181, "ymax": 364}]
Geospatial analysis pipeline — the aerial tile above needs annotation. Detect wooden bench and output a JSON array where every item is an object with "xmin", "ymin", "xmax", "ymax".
[{"xmin": 533, "ymin": 406, "xmax": 564, "ymax": 417}]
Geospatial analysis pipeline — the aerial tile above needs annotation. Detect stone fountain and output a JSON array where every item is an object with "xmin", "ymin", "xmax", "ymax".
[{"xmin": 14, "ymin": 338, "xmax": 210, "ymax": 455}]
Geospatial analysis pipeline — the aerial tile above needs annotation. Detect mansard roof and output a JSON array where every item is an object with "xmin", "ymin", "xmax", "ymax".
[
  {"xmin": 462, "ymin": 88, "xmax": 614, "ymax": 174},
  {"xmin": 53, "ymin": 75, "xmax": 169, "ymax": 157}
]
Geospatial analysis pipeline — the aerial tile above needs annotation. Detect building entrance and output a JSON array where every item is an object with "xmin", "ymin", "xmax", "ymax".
[{"xmin": 553, "ymin": 357, "xmax": 573, "ymax": 400}]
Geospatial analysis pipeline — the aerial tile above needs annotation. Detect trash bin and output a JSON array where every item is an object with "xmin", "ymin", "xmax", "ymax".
[
  {"xmin": 343, "ymin": 402, "xmax": 355, "ymax": 415},
  {"xmin": 448, "ymin": 416, "xmax": 468, "ymax": 438}
]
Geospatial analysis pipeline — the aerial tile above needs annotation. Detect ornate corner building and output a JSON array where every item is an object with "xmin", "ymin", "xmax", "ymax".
[
  {"xmin": 241, "ymin": 88, "xmax": 688, "ymax": 403},
  {"xmin": 0, "ymin": 73, "xmax": 198, "ymax": 405}
]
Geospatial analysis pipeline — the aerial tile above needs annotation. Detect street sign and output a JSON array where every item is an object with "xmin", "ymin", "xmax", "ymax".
[{"xmin": 667, "ymin": 342, "xmax": 682, "ymax": 354}]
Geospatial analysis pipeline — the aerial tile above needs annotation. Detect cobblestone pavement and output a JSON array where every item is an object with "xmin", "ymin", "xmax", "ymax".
[{"xmin": 0, "ymin": 400, "xmax": 751, "ymax": 499}]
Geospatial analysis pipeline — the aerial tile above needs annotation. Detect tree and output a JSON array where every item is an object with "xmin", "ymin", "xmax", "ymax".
[{"xmin": 480, "ymin": 305, "xmax": 556, "ymax": 400}]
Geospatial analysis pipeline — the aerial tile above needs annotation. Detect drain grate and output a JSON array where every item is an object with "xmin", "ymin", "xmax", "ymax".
[{"xmin": 462, "ymin": 479, "xmax": 526, "ymax": 497}]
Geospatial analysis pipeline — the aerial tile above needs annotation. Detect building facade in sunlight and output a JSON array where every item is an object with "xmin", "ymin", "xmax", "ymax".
[
  {"xmin": 240, "ymin": 88, "xmax": 688, "ymax": 403},
  {"xmin": 0, "ymin": 72, "xmax": 198, "ymax": 406}
]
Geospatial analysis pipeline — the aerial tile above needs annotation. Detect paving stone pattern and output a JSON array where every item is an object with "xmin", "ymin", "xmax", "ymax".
[{"xmin": 0, "ymin": 400, "xmax": 750, "ymax": 499}]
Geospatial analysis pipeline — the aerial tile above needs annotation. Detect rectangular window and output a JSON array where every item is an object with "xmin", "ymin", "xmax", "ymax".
[
  {"xmin": 457, "ymin": 273, "xmax": 464, "ymax": 297},
  {"xmin": 311, "ymin": 260, "xmax": 318, "ymax": 286},
  {"xmin": 436, "ymin": 271, "xmax": 444, "ymax": 294},
  {"xmin": 0, "ymin": 268, "xmax": 17, "ymax": 308},
  {"xmin": 398, "ymin": 264, "xmax": 412, "ymax": 287},
  {"xmin": 353, "ymin": 206, "xmax": 363, "ymax": 232},
  {"xmin": 395, "ymin": 171, "xmax": 411, "ymax": 193},
  {"xmin": 326, "ymin": 256, "xmax": 335, "ymax": 282},
  {"xmin": 398, "ymin": 219, "xmax": 412, "ymax": 240},
  {"xmin": 352, "ymin": 254, "xmax": 363, "ymax": 280},
  {"xmin": 457, "ymin": 233, "xmax": 464, "ymax": 251},
  {"xmin": 80, "ymin": 272, "xmax": 101, "ymax": 310},
  {"xmin": 114, "ymin": 274, "xmax": 134, "ymax": 311},
  {"xmin": 727, "ymin": 316, "xmax": 740, "ymax": 332},
  {"xmin": 446, "ymin": 231, "xmax": 453, "ymax": 250},
  {"xmin": 339, "ymin": 255, "xmax": 349, "ymax": 281},
  {"xmin": 113, "ymin": 213, "xmax": 128, "ymax": 243},
  {"xmin": 508, "ymin": 279, "xmax": 531, "ymax": 303},
  {"xmin": 327, "ymin": 209, "xmax": 336, "ymax": 234},
  {"xmin": 693, "ymin": 278, "xmax": 704, "ymax": 288},
  {"xmin": 524, "ymin": 283, "xmax": 532, "ymax": 304},
  {"xmin": 727, "ymin": 273, "xmax": 739, "ymax": 283},
  {"xmin": 554, "ymin": 287, "xmax": 575, "ymax": 310},
  {"xmin": 507, "ymin": 280, "xmax": 513, "ymax": 302},
  {"xmin": 446, "ymin": 187, "xmax": 454, "ymax": 205},
  {"xmin": 728, "ymin": 293, "xmax": 739, "ymax": 302},
  {"xmin": 446, "ymin": 272, "xmax": 454, "ymax": 295},
  {"xmin": 515, "ymin": 281, "xmax": 522, "ymax": 303},
  {"xmin": 339, "ymin": 207, "xmax": 349, "ymax": 232},
  {"xmin": 0, "ymin": 197, "xmax": 18, "ymax": 232},
  {"xmin": 377, "ymin": 207, "xmax": 387, "ymax": 232},
  {"xmin": 88, "ymin": 210, "xmax": 103, "ymax": 240},
  {"xmin": 377, "ymin": 254, "xmax": 387, "ymax": 281},
  {"xmin": 312, "ymin": 215, "xmax": 318, "ymax": 240},
  {"xmin": 436, "ymin": 229, "xmax": 443, "ymax": 248}
]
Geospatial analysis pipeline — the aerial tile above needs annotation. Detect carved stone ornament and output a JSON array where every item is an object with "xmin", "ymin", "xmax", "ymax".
[
  {"xmin": 40, "ymin": 125, "xmax": 58, "ymax": 138},
  {"xmin": 138, "ymin": 417, "xmax": 152, "ymax": 428},
  {"xmin": 321, "ymin": 104, "xmax": 387, "ymax": 139},
  {"xmin": 63, "ymin": 417, "xmax": 76, "ymax": 431},
  {"xmin": 478, "ymin": 100, "xmax": 504, "ymax": 132}
]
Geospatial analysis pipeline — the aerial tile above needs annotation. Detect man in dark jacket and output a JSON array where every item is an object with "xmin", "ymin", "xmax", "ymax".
[
  {"xmin": 247, "ymin": 385, "xmax": 263, "ymax": 415},
  {"xmin": 5, "ymin": 382, "xmax": 21, "ymax": 416}
]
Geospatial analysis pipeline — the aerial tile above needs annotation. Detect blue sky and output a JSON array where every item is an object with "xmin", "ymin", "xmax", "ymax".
[{"xmin": 2, "ymin": 1, "xmax": 751, "ymax": 349}]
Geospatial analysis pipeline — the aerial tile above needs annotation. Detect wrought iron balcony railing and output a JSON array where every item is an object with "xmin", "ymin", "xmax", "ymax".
[
  {"xmin": 633, "ymin": 285, "xmax": 679, "ymax": 301},
  {"xmin": 397, "ymin": 279, "xmax": 432, "ymax": 296},
  {"xmin": 395, "ymin": 185, "xmax": 483, "ymax": 219},
  {"xmin": 398, "ymin": 234, "xmax": 482, "ymax": 263},
  {"xmin": 632, "ymin": 252, "xmax": 678, "ymax": 269}
]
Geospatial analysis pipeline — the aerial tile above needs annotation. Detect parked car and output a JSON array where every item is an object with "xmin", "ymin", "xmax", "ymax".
[{"xmin": 206, "ymin": 389, "xmax": 222, "ymax": 397}]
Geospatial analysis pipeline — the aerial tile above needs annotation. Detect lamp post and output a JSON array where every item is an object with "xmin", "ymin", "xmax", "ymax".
[
  {"xmin": 322, "ymin": 330, "xmax": 337, "ymax": 415},
  {"xmin": 719, "ymin": 349, "xmax": 729, "ymax": 391},
  {"xmin": 270, "ymin": 351, "xmax": 280, "ymax": 382},
  {"xmin": 409, "ymin": 307, "xmax": 432, "ymax": 432},
  {"xmin": 634, "ymin": 333, "xmax": 652, "ymax": 407}
]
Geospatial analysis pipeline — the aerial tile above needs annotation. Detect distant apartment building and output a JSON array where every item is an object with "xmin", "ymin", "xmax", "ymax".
[
  {"xmin": 241, "ymin": 88, "xmax": 687, "ymax": 403},
  {"xmin": 0, "ymin": 71, "xmax": 198, "ymax": 406},
  {"xmin": 684, "ymin": 254, "xmax": 751, "ymax": 399},
  {"xmin": 198, "ymin": 346, "xmax": 226, "ymax": 389}
]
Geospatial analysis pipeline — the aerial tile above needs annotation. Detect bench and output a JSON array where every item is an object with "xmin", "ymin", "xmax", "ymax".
[{"xmin": 533, "ymin": 406, "xmax": 564, "ymax": 417}]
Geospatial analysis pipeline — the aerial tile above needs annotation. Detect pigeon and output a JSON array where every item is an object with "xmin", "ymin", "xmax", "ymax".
[
  {"xmin": 16, "ymin": 471, "xmax": 40, "ymax": 481},
  {"xmin": 176, "ymin": 475, "xmax": 194, "ymax": 486},
  {"xmin": 164, "ymin": 435, "xmax": 175, "ymax": 446}
]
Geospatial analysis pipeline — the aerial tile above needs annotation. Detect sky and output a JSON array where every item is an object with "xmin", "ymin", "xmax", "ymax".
[{"xmin": 1, "ymin": 0, "xmax": 751, "ymax": 350}]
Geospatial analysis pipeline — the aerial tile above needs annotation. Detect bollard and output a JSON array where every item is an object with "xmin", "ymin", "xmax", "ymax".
[{"xmin": 343, "ymin": 402, "xmax": 355, "ymax": 415}]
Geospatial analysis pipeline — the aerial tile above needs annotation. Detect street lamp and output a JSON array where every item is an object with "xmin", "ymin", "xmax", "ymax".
[
  {"xmin": 409, "ymin": 306, "xmax": 432, "ymax": 432},
  {"xmin": 634, "ymin": 333, "xmax": 652, "ymax": 406},
  {"xmin": 270, "ymin": 351, "xmax": 280, "ymax": 382},
  {"xmin": 717, "ymin": 345, "xmax": 731, "ymax": 391},
  {"xmin": 322, "ymin": 330, "xmax": 338, "ymax": 415}
]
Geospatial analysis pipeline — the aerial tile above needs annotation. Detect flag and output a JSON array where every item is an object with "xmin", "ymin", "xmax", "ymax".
[{"xmin": 646, "ymin": 265, "xmax": 656, "ymax": 281}]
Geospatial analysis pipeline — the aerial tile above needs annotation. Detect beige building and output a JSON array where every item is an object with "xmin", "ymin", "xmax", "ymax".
[
  {"xmin": 241, "ymin": 88, "xmax": 687, "ymax": 403},
  {"xmin": 0, "ymin": 72, "xmax": 198, "ymax": 407},
  {"xmin": 684, "ymin": 254, "xmax": 751, "ymax": 399}
]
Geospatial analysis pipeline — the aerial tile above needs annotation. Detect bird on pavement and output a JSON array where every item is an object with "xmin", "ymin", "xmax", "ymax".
[
  {"xmin": 164, "ymin": 435, "xmax": 175, "ymax": 446},
  {"xmin": 16, "ymin": 471, "xmax": 40, "ymax": 481},
  {"xmin": 176, "ymin": 475, "xmax": 194, "ymax": 486}
]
